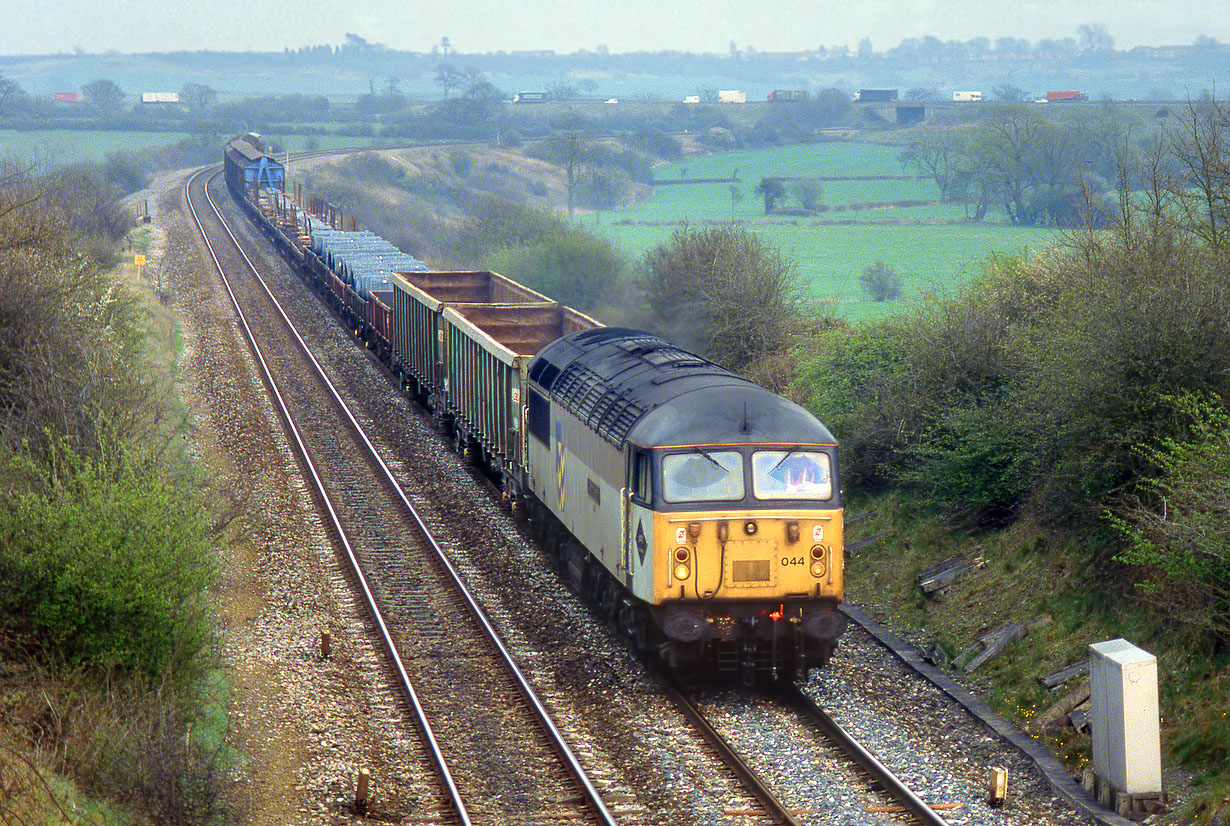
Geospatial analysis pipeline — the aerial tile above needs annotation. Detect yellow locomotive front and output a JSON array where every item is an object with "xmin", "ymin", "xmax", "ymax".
[{"xmin": 638, "ymin": 444, "xmax": 847, "ymax": 678}]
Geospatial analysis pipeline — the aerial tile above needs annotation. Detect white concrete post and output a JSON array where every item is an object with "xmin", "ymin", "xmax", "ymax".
[{"xmin": 1089, "ymin": 639, "xmax": 1161, "ymax": 799}]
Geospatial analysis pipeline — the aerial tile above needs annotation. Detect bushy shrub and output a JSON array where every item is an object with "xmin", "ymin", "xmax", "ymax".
[
  {"xmin": 796, "ymin": 228, "xmax": 1230, "ymax": 529},
  {"xmin": 449, "ymin": 198, "xmax": 625, "ymax": 311},
  {"xmin": 638, "ymin": 225, "xmax": 800, "ymax": 371},
  {"xmin": 0, "ymin": 440, "xmax": 216, "ymax": 682},
  {"xmin": 1107, "ymin": 392, "xmax": 1230, "ymax": 646},
  {"xmin": 337, "ymin": 151, "xmax": 405, "ymax": 187},
  {"xmin": 1, "ymin": 164, "xmax": 155, "ymax": 457},
  {"xmin": 698, "ymin": 126, "xmax": 737, "ymax": 148},
  {"xmin": 449, "ymin": 148, "xmax": 472, "ymax": 177},
  {"xmin": 632, "ymin": 126, "xmax": 682, "ymax": 161},
  {"xmin": 486, "ymin": 231, "xmax": 624, "ymax": 311}
]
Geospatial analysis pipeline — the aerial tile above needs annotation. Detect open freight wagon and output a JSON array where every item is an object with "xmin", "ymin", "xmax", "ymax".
[{"xmin": 389, "ymin": 269, "xmax": 597, "ymax": 474}]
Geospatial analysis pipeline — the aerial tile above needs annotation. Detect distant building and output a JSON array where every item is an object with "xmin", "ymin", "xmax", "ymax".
[
  {"xmin": 854, "ymin": 89, "xmax": 898, "ymax": 103},
  {"xmin": 141, "ymin": 91, "xmax": 180, "ymax": 104},
  {"xmin": 53, "ymin": 92, "xmax": 80, "ymax": 102},
  {"xmin": 953, "ymin": 90, "xmax": 983, "ymax": 102},
  {"xmin": 768, "ymin": 89, "xmax": 809, "ymax": 102},
  {"xmin": 718, "ymin": 90, "xmax": 747, "ymax": 103}
]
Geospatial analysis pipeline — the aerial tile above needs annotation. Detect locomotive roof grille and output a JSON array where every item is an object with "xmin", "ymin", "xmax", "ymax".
[
  {"xmin": 534, "ymin": 329, "xmax": 742, "ymax": 447},
  {"xmin": 530, "ymin": 328, "xmax": 836, "ymax": 449}
]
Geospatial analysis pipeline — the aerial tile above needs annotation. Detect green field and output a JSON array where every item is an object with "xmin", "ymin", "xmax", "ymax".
[
  {"xmin": 0, "ymin": 130, "xmax": 192, "ymax": 167},
  {"xmin": 577, "ymin": 143, "xmax": 1060, "ymax": 321}
]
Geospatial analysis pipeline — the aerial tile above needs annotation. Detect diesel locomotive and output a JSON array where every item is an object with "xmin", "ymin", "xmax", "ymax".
[{"xmin": 223, "ymin": 136, "xmax": 847, "ymax": 680}]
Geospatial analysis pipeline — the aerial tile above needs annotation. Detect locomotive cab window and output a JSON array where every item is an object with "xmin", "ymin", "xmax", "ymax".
[
  {"xmin": 630, "ymin": 450, "xmax": 652, "ymax": 503},
  {"xmin": 662, "ymin": 450, "xmax": 745, "ymax": 503},
  {"xmin": 527, "ymin": 390, "xmax": 550, "ymax": 445},
  {"xmin": 751, "ymin": 450, "xmax": 832, "ymax": 500}
]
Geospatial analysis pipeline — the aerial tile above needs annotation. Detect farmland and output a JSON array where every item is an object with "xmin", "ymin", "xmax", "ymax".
[{"xmin": 577, "ymin": 142, "xmax": 1059, "ymax": 321}]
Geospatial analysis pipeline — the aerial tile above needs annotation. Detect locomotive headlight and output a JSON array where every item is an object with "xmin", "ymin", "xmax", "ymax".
[
  {"xmin": 743, "ymin": 520, "xmax": 758, "ymax": 536},
  {"xmin": 674, "ymin": 564, "xmax": 691, "ymax": 580},
  {"xmin": 674, "ymin": 547, "xmax": 690, "ymax": 562},
  {"xmin": 809, "ymin": 545, "xmax": 827, "ymax": 577}
]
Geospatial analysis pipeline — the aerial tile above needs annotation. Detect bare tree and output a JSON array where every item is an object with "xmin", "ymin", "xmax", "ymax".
[
  {"xmin": 0, "ymin": 73, "xmax": 21, "ymax": 119},
  {"xmin": 1166, "ymin": 95, "xmax": 1230, "ymax": 253},
  {"xmin": 434, "ymin": 63, "xmax": 465, "ymax": 101},
  {"xmin": 82, "ymin": 78, "xmax": 125, "ymax": 118},
  {"xmin": 178, "ymin": 82, "xmax": 216, "ymax": 114},
  {"xmin": 1077, "ymin": 23, "xmax": 1114, "ymax": 52},
  {"xmin": 753, "ymin": 178, "xmax": 786, "ymax": 214}
]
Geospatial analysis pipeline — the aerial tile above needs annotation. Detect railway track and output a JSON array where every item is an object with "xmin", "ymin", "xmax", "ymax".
[
  {"xmin": 665, "ymin": 674, "xmax": 954, "ymax": 826},
  {"xmin": 180, "ymin": 153, "xmax": 1092, "ymax": 826},
  {"xmin": 185, "ymin": 165, "xmax": 621, "ymax": 825}
]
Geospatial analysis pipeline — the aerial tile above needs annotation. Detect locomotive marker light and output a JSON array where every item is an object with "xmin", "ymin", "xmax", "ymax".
[
  {"xmin": 674, "ymin": 547, "xmax": 691, "ymax": 580},
  {"xmin": 743, "ymin": 520, "xmax": 758, "ymax": 536},
  {"xmin": 809, "ymin": 545, "xmax": 826, "ymax": 578}
]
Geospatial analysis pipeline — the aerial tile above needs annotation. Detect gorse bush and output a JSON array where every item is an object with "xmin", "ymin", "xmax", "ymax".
[{"xmin": 0, "ymin": 439, "xmax": 216, "ymax": 682}]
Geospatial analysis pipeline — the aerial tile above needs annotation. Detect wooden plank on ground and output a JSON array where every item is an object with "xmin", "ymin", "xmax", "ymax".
[
  {"xmin": 1039, "ymin": 659, "xmax": 1090, "ymax": 689},
  {"xmin": 1030, "ymin": 682, "xmax": 1092, "ymax": 732}
]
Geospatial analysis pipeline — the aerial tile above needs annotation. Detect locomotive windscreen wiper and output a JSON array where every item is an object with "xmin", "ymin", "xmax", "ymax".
[
  {"xmin": 694, "ymin": 446, "xmax": 726, "ymax": 472},
  {"xmin": 767, "ymin": 445, "xmax": 802, "ymax": 475}
]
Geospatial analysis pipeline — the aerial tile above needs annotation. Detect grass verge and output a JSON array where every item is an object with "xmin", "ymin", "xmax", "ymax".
[{"xmin": 842, "ymin": 491, "xmax": 1229, "ymax": 822}]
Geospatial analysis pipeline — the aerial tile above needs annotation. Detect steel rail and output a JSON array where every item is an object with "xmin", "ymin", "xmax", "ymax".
[
  {"xmin": 189, "ymin": 166, "xmax": 618, "ymax": 826},
  {"xmin": 662, "ymin": 676, "xmax": 806, "ymax": 826},
  {"xmin": 783, "ymin": 683, "xmax": 952, "ymax": 826},
  {"xmin": 184, "ymin": 165, "xmax": 473, "ymax": 824}
]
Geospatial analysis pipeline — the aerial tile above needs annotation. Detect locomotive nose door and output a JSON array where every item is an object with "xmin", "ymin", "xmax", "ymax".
[{"xmin": 625, "ymin": 448, "xmax": 654, "ymax": 593}]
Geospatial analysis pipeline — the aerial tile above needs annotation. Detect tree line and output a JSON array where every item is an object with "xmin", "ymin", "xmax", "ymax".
[{"xmin": 899, "ymin": 101, "xmax": 1153, "ymax": 225}]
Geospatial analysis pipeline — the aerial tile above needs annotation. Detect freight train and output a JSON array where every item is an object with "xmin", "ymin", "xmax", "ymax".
[{"xmin": 223, "ymin": 136, "xmax": 848, "ymax": 681}]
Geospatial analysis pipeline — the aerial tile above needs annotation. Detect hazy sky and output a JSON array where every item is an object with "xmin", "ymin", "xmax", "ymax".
[{"xmin": 3, "ymin": 0, "xmax": 1226, "ymax": 55}]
